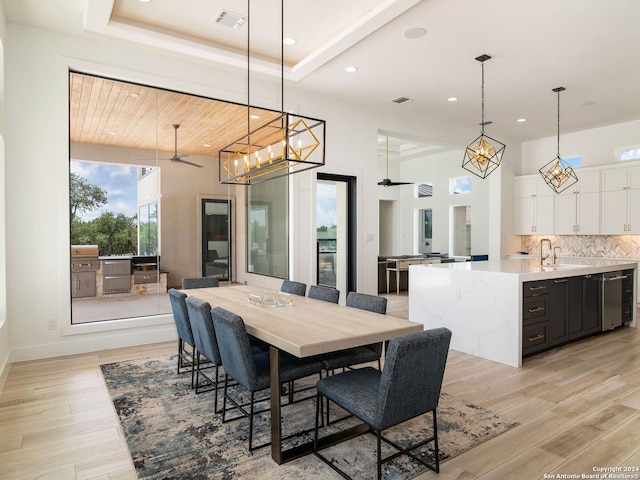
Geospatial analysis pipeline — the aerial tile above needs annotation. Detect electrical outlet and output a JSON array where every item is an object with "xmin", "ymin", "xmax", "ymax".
[
  {"xmin": 455, "ymin": 289, "xmax": 461, "ymax": 300},
  {"xmin": 47, "ymin": 319, "xmax": 57, "ymax": 330}
]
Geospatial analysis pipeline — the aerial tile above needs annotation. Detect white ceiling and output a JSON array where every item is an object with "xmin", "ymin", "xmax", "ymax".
[{"xmin": 3, "ymin": 0, "xmax": 640, "ymax": 146}]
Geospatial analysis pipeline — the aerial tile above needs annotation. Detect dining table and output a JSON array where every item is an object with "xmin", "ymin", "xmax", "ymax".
[{"xmin": 181, "ymin": 284, "xmax": 424, "ymax": 464}]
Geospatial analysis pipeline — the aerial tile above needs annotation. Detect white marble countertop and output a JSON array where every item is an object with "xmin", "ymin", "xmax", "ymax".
[{"xmin": 418, "ymin": 258, "xmax": 638, "ymax": 282}]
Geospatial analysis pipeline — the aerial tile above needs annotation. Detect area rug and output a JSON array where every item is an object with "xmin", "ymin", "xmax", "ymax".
[{"xmin": 101, "ymin": 355, "xmax": 517, "ymax": 479}]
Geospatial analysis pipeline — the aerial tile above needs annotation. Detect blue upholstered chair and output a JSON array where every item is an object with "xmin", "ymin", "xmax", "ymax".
[
  {"xmin": 316, "ymin": 291, "xmax": 387, "ymax": 424},
  {"xmin": 308, "ymin": 285, "xmax": 340, "ymax": 304},
  {"xmin": 280, "ymin": 279, "xmax": 307, "ymax": 296},
  {"xmin": 168, "ymin": 288, "xmax": 196, "ymax": 387},
  {"xmin": 182, "ymin": 276, "xmax": 220, "ymax": 289},
  {"xmin": 316, "ymin": 292, "xmax": 387, "ymax": 373},
  {"xmin": 211, "ymin": 306, "xmax": 323, "ymax": 451},
  {"xmin": 314, "ymin": 327, "xmax": 452, "ymax": 479},
  {"xmin": 185, "ymin": 297, "xmax": 224, "ymax": 409}
]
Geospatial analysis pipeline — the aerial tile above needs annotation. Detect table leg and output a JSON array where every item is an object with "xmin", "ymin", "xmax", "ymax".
[
  {"xmin": 268, "ymin": 345, "xmax": 370, "ymax": 464},
  {"xmin": 269, "ymin": 346, "xmax": 283, "ymax": 464}
]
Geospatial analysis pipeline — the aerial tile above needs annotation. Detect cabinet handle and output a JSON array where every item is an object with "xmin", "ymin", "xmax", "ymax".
[
  {"xmin": 528, "ymin": 334, "xmax": 544, "ymax": 341},
  {"xmin": 528, "ymin": 306, "xmax": 545, "ymax": 313},
  {"xmin": 554, "ymin": 279, "xmax": 569, "ymax": 283},
  {"xmin": 529, "ymin": 285, "xmax": 546, "ymax": 291}
]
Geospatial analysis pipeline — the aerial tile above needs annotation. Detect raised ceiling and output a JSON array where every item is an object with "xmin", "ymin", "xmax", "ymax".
[{"xmin": 5, "ymin": 0, "xmax": 640, "ymax": 143}]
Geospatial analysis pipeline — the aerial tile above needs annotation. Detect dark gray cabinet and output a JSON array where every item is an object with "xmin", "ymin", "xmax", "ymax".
[
  {"xmin": 522, "ymin": 280, "xmax": 550, "ymax": 356},
  {"xmin": 622, "ymin": 269, "xmax": 634, "ymax": 325},
  {"xmin": 583, "ymin": 274, "xmax": 602, "ymax": 335},
  {"xmin": 548, "ymin": 277, "xmax": 569, "ymax": 346},
  {"xmin": 523, "ymin": 273, "xmax": 604, "ymax": 358}
]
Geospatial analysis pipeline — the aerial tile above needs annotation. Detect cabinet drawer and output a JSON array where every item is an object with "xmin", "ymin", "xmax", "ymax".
[
  {"xmin": 523, "ymin": 296, "xmax": 549, "ymax": 325},
  {"xmin": 523, "ymin": 322, "xmax": 549, "ymax": 354},
  {"xmin": 102, "ymin": 259, "xmax": 131, "ymax": 275},
  {"xmin": 523, "ymin": 280, "xmax": 550, "ymax": 297}
]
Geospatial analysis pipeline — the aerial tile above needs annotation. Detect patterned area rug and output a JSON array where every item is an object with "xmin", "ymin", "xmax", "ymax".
[{"xmin": 101, "ymin": 355, "xmax": 518, "ymax": 479}]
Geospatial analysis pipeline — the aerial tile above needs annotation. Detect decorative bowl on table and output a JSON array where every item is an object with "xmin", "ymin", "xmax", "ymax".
[{"xmin": 248, "ymin": 290, "xmax": 293, "ymax": 307}]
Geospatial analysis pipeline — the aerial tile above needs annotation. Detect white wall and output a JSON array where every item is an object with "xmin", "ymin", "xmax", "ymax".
[
  {"xmin": 3, "ymin": 22, "xmax": 512, "ymax": 361},
  {"xmin": 521, "ymin": 119, "xmax": 640, "ymax": 173},
  {"xmin": 0, "ymin": 2, "xmax": 9, "ymax": 388}
]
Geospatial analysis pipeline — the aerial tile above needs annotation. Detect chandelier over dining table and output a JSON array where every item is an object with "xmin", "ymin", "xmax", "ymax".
[{"xmin": 218, "ymin": 0, "xmax": 326, "ymax": 185}]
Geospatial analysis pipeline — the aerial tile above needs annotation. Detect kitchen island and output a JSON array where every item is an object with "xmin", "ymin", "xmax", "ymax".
[{"xmin": 409, "ymin": 258, "xmax": 637, "ymax": 367}]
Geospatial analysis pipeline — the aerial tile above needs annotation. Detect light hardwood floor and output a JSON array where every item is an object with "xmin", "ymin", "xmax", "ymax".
[{"xmin": 1, "ymin": 293, "xmax": 639, "ymax": 479}]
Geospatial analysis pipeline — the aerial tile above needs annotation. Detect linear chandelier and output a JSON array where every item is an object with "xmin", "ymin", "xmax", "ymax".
[
  {"xmin": 539, "ymin": 87, "xmax": 578, "ymax": 193},
  {"xmin": 462, "ymin": 54, "xmax": 506, "ymax": 179},
  {"xmin": 218, "ymin": 0, "xmax": 325, "ymax": 185}
]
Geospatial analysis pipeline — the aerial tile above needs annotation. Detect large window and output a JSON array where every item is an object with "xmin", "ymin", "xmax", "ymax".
[{"xmin": 247, "ymin": 176, "xmax": 288, "ymax": 278}]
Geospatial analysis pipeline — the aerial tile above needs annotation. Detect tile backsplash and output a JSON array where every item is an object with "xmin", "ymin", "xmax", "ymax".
[{"xmin": 520, "ymin": 235, "xmax": 640, "ymax": 259}]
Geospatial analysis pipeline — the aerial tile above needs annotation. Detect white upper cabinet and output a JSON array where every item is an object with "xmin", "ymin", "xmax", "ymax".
[
  {"xmin": 554, "ymin": 170, "xmax": 600, "ymax": 235},
  {"xmin": 514, "ymin": 175, "xmax": 554, "ymax": 235},
  {"xmin": 601, "ymin": 165, "xmax": 640, "ymax": 234},
  {"xmin": 516, "ymin": 161, "xmax": 640, "ymax": 237}
]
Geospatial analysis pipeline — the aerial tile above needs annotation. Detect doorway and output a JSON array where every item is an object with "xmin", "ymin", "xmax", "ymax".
[
  {"xmin": 201, "ymin": 199, "xmax": 231, "ymax": 281},
  {"xmin": 317, "ymin": 173, "xmax": 356, "ymax": 294}
]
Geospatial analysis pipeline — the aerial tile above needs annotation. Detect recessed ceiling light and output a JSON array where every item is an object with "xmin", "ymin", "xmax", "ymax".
[
  {"xmin": 283, "ymin": 37, "xmax": 296, "ymax": 46},
  {"xmin": 345, "ymin": 66, "xmax": 358, "ymax": 73},
  {"xmin": 447, "ymin": 97, "xmax": 458, "ymax": 102},
  {"xmin": 404, "ymin": 27, "xmax": 426, "ymax": 39},
  {"xmin": 517, "ymin": 118, "xmax": 527, "ymax": 123}
]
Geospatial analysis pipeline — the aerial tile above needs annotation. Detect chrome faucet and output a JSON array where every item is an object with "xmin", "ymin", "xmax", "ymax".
[
  {"xmin": 539, "ymin": 238, "xmax": 552, "ymax": 265},
  {"xmin": 553, "ymin": 246, "xmax": 562, "ymax": 265}
]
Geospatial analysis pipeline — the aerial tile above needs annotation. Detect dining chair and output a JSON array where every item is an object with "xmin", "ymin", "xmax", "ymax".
[
  {"xmin": 280, "ymin": 279, "xmax": 307, "ymax": 296},
  {"xmin": 168, "ymin": 288, "xmax": 196, "ymax": 388},
  {"xmin": 307, "ymin": 285, "xmax": 340, "ymax": 304},
  {"xmin": 316, "ymin": 291, "xmax": 387, "ymax": 423},
  {"xmin": 314, "ymin": 327, "xmax": 452, "ymax": 479},
  {"xmin": 185, "ymin": 296, "xmax": 224, "ymax": 409},
  {"xmin": 316, "ymin": 292, "xmax": 387, "ymax": 373},
  {"xmin": 211, "ymin": 306, "xmax": 323, "ymax": 451},
  {"xmin": 182, "ymin": 276, "xmax": 220, "ymax": 289}
]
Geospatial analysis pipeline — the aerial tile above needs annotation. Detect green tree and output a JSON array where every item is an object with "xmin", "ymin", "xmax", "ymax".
[
  {"xmin": 70, "ymin": 172, "xmax": 107, "ymax": 222},
  {"xmin": 69, "ymin": 173, "xmax": 138, "ymax": 255}
]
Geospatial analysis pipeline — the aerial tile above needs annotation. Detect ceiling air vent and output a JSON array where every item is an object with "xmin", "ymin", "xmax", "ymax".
[
  {"xmin": 391, "ymin": 96, "xmax": 413, "ymax": 105},
  {"xmin": 213, "ymin": 9, "xmax": 247, "ymax": 29}
]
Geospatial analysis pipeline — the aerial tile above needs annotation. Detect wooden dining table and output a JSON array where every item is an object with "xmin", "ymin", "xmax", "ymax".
[{"xmin": 181, "ymin": 284, "xmax": 423, "ymax": 464}]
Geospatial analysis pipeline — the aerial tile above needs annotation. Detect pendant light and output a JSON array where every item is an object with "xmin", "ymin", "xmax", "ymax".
[
  {"xmin": 218, "ymin": 0, "xmax": 325, "ymax": 185},
  {"xmin": 462, "ymin": 54, "xmax": 506, "ymax": 179},
  {"xmin": 539, "ymin": 87, "xmax": 578, "ymax": 193}
]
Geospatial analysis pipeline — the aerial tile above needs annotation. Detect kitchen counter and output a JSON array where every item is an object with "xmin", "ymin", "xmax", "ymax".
[{"xmin": 409, "ymin": 259, "xmax": 637, "ymax": 367}]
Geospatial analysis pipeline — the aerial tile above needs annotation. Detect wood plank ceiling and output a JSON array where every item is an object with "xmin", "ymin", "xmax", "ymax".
[{"xmin": 69, "ymin": 72, "xmax": 283, "ymax": 158}]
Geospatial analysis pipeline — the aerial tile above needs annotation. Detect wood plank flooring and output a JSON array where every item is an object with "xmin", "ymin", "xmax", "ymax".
[{"xmin": 1, "ymin": 293, "xmax": 639, "ymax": 479}]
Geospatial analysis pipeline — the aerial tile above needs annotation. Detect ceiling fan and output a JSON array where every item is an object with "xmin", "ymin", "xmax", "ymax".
[
  {"xmin": 378, "ymin": 136, "xmax": 412, "ymax": 187},
  {"xmin": 169, "ymin": 124, "xmax": 202, "ymax": 168}
]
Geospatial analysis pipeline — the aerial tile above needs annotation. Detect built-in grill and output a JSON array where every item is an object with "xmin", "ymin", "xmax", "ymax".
[{"xmin": 71, "ymin": 245, "xmax": 99, "ymax": 298}]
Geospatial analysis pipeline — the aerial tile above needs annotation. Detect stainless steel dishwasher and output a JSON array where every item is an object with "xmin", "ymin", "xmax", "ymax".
[{"xmin": 602, "ymin": 271, "xmax": 626, "ymax": 331}]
